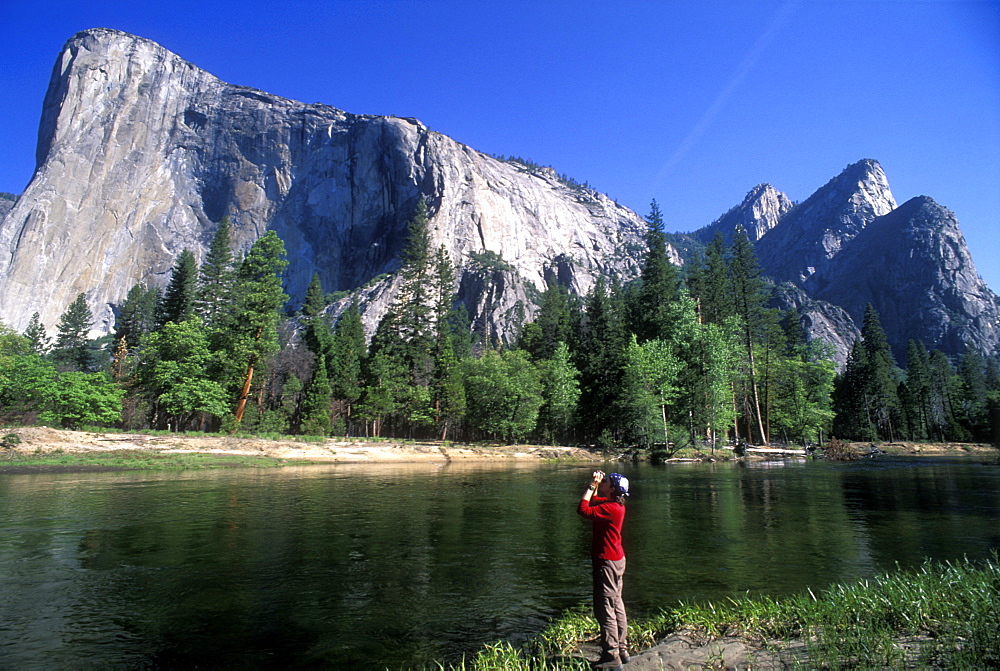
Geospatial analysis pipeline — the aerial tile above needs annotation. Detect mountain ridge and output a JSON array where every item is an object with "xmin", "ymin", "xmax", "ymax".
[
  {"xmin": 0, "ymin": 29, "xmax": 996, "ymax": 367},
  {"xmin": 0, "ymin": 28, "xmax": 648, "ymax": 341}
]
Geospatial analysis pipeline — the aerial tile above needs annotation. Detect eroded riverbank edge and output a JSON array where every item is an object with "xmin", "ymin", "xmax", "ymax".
[
  {"xmin": 1, "ymin": 426, "xmax": 996, "ymax": 475},
  {"xmin": 0, "ymin": 426, "xmax": 606, "ymax": 472}
]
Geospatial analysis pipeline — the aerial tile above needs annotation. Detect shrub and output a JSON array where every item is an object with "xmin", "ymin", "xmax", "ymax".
[{"xmin": 824, "ymin": 437, "xmax": 860, "ymax": 461}]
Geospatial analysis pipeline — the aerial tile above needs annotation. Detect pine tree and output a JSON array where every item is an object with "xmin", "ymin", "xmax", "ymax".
[
  {"xmin": 195, "ymin": 217, "xmax": 236, "ymax": 327},
  {"xmin": 53, "ymin": 293, "xmax": 93, "ymax": 371},
  {"xmin": 691, "ymin": 232, "xmax": 732, "ymax": 324},
  {"xmin": 926, "ymin": 349, "xmax": 960, "ymax": 440},
  {"xmin": 157, "ymin": 249, "xmax": 198, "ymax": 326},
  {"xmin": 396, "ymin": 199, "xmax": 436, "ymax": 384},
  {"xmin": 859, "ymin": 303, "xmax": 902, "ymax": 441},
  {"xmin": 361, "ymin": 199, "xmax": 439, "ymax": 435},
  {"xmin": 114, "ymin": 283, "xmax": 159, "ymax": 352},
  {"xmin": 301, "ymin": 273, "xmax": 334, "ymax": 364},
  {"xmin": 833, "ymin": 338, "xmax": 875, "ymax": 440},
  {"xmin": 302, "ymin": 272, "xmax": 326, "ymax": 317},
  {"xmin": 958, "ymin": 346, "xmax": 988, "ymax": 439},
  {"xmin": 431, "ymin": 245, "xmax": 465, "ymax": 439},
  {"xmin": 728, "ymin": 226, "xmax": 769, "ymax": 443},
  {"xmin": 22, "ymin": 312, "xmax": 50, "ymax": 356},
  {"xmin": 329, "ymin": 301, "xmax": 366, "ymax": 431},
  {"xmin": 902, "ymin": 340, "xmax": 931, "ymax": 439},
  {"xmin": 300, "ymin": 354, "xmax": 333, "ymax": 436},
  {"xmin": 630, "ymin": 199, "xmax": 678, "ymax": 342},
  {"xmin": 229, "ymin": 231, "xmax": 289, "ymax": 423},
  {"xmin": 576, "ymin": 278, "xmax": 628, "ymax": 444}
]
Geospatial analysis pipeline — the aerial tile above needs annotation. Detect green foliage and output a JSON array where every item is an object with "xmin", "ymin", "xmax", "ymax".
[
  {"xmin": 468, "ymin": 249, "xmax": 514, "ymax": 273},
  {"xmin": 157, "ymin": 249, "xmax": 198, "ymax": 327},
  {"xmin": 463, "ymin": 349, "xmax": 543, "ymax": 442},
  {"xmin": 833, "ymin": 305, "xmax": 903, "ymax": 441},
  {"xmin": 621, "ymin": 334, "xmax": 682, "ymax": 447},
  {"xmin": 301, "ymin": 272, "xmax": 326, "ymax": 317},
  {"xmin": 53, "ymin": 293, "xmax": 93, "ymax": 371},
  {"xmin": 114, "ymin": 283, "xmax": 159, "ymax": 354},
  {"xmin": 137, "ymin": 318, "xmax": 229, "ymax": 430},
  {"xmin": 300, "ymin": 355, "xmax": 332, "ymax": 437},
  {"xmin": 537, "ymin": 342, "xmax": 580, "ymax": 445},
  {"xmin": 231, "ymin": 231, "xmax": 289, "ymax": 355},
  {"xmin": 628, "ymin": 199, "xmax": 679, "ymax": 342},
  {"xmin": 22, "ymin": 312, "xmax": 50, "ymax": 355},
  {"xmin": 36, "ymin": 371, "xmax": 124, "ymax": 428},
  {"xmin": 329, "ymin": 302, "xmax": 365, "ymax": 404},
  {"xmin": 195, "ymin": 217, "xmax": 236, "ymax": 328}
]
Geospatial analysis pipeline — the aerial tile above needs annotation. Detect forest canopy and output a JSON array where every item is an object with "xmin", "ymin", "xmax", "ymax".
[{"xmin": 2, "ymin": 206, "xmax": 997, "ymax": 450}]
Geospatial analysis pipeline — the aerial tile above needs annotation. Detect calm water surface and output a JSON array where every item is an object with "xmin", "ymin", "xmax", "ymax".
[{"xmin": 1, "ymin": 456, "xmax": 997, "ymax": 668}]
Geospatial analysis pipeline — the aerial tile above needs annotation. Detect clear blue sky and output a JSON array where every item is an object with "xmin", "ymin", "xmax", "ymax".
[{"xmin": 2, "ymin": 1, "xmax": 998, "ymax": 289}]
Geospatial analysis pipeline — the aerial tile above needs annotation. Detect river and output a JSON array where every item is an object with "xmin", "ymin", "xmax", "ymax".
[{"xmin": 1, "ymin": 455, "xmax": 997, "ymax": 668}]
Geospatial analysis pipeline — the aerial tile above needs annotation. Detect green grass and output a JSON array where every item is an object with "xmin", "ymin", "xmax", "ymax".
[
  {"xmin": 436, "ymin": 554, "xmax": 999, "ymax": 670},
  {"xmin": 0, "ymin": 449, "xmax": 289, "ymax": 470}
]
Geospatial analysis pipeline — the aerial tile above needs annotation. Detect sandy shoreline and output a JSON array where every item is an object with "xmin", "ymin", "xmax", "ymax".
[
  {"xmin": 2, "ymin": 427, "xmax": 995, "ymax": 468},
  {"xmin": 0, "ymin": 426, "xmax": 604, "ymax": 465}
]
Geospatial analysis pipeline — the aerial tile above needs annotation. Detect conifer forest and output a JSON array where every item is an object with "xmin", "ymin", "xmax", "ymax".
[{"xmin": 2, "ymin": 202, "xmax": 997, "ymax": 450}]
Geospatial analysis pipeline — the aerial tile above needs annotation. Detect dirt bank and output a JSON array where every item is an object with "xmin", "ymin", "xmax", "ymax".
[{"xmin": 0, "ymin": 426, "xmax": 602, "ymax": 464}]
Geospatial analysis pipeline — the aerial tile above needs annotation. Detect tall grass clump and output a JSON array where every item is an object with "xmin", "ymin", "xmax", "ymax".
[
  {"xmin": 666, "ymin": 553, "xmax": 999, "ymax": 668},
  {"xmin": 442, "ymin": 553, "xmax": 997, "ymax": 669}
]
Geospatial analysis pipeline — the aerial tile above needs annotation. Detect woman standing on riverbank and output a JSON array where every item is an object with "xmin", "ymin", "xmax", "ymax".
[{"xmin": 578, "ymin": 470, "xmax": 630, "ymax": 670}]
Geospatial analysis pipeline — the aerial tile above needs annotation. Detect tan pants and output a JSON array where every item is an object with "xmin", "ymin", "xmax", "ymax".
[{"xmin": 592, "ymin": 557, "xmax": 627, "ymax": 660}]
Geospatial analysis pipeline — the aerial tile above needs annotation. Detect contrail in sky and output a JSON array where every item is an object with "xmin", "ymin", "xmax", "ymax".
[{"xmin": 650, "ymin": 1, "xmax": 798, "ymax": 195}]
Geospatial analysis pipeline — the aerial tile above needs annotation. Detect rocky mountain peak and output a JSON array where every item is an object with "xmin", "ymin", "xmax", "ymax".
[
  {"xmin": 695, "ymin": 182, "xmax": 793, "ymax": 244},
  {"xmin": 0, "ymin": 28, "xmax": 648, "ymax": 340},
  {"xmin": 755, "ymin": 159, "xmax": 896, "ymax": 290},
  {"xmin": 812, "ymin": 195, "xmax": 1000, "ymax": 361}
]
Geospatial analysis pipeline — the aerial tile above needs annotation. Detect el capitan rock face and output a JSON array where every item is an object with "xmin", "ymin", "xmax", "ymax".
[
  {"xmin": 0, "ymin": 28, "xmax": 647, "ymax": 340},
  {"xmin": 0, "ymin": 31, "xmax": 996, "ymax": 366}
]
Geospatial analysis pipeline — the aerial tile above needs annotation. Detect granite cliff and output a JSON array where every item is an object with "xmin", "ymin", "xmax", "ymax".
[
  {"xmin": 0, "ymin": 28, "xmax": 647, "ymax": 340},
  {"xmin": 1, "ymin": 30, "xmax": 996, "ymax": 367},
  {"xmin": 703, "ymin": 160, "xmax": 1000, "ymax": 364}
]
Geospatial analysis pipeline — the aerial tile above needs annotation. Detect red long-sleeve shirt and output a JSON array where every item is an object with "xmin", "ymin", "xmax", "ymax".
[{"xmin": 577, "ymin": 496, "xmax": 625, "ymax": 561}]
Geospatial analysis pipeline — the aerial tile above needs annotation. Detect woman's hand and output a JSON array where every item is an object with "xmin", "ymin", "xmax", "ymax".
[{"xmin": 583, "ymin": 470, "xmax": 605, "ymax": 502}]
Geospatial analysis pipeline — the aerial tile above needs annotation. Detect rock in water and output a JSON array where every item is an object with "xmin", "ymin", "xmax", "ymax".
[{"xmin": 0, "ymin": 28, "xmax": 648, "ymax": 339}]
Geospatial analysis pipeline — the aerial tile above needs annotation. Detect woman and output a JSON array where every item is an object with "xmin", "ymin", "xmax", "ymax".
[{"xmin": 577, "ymin": 469, "xmax": 630, "ymax": 670}]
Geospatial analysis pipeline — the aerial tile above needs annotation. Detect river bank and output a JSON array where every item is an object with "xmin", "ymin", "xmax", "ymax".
[
  {"xmin": 0, "ymin": 426, "xmax": 602, "ymax": 472},
  {"xmin": 1, "ymin": 426, "xmax": 996, "ymax": 473},
  {"xmin": 461, "ymin": 553, "xmax": 999, "ymax": 670}
]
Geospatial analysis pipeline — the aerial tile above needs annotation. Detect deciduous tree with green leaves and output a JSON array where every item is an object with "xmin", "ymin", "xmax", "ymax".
[
  {"xmin": 463, "ymin": 349, "xmax": 543, "ymax": 443},
  {"xmin": 537, "ymin": 341, "xmax": 580, "ymax": 445},
  {"xmin": 621, "ymin": 334, "xmax": 682, "ymax": 448},
  {"xmin": 137, "ymin": 318, "xmax": 229, "ymax": 431}
]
